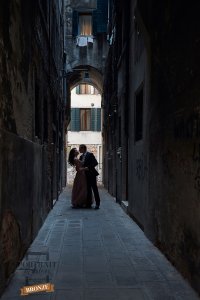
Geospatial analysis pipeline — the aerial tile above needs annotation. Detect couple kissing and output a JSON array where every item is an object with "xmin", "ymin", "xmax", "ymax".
[{"xmin": 68, "ymin": 144, "xmax": 100, "ymax": 209}]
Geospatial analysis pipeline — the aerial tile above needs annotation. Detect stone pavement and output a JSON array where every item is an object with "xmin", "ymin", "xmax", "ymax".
[{"xmin": 1, "ymin": 187, "xmax": 199, "ymax": 300}]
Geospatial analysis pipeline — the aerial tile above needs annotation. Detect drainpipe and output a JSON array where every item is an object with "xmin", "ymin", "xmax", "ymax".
[{"xmin": 125, "ymin": 1, "xmax": 130, "ymax": 205}]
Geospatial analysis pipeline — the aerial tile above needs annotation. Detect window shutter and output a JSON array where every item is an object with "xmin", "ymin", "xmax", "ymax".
[
  {"xmin": 97, "ymin": 108, "xmax": 101, "ymax": 131},
  {"xmin": 71, "ymin": 108, "xmax": 80, "ymax": 131},
  {"xmin": 72, "ymin": 10, "xmax": 78, "ymax": 37},
  {"xmin": 91, "ymin": 108, "xmax": 101, "ymax": 131},
  {"xmin": 92, "ymin": 0, "xmax": 108, "ymax": 35},
  {"xmin": 91, "ymin": 108, "xmax": 95, "ymax": 131},
  {"xmin": 76, "ymin": 85, "xmax": 80, "ymax": 94}
]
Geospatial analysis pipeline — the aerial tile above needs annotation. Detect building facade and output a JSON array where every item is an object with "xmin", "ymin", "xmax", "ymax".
[
  {"xmin": 67, "ymin": 84, "xmax": 102, "ymax": 183},
  {"xmin": 64, "ymin": 0, "xmax": 108, "ymax": 183},
  {"xmin": 0, "ymin": 0, "xmax": 66, "ymax": 294},
  {"xmin": 103, "ymin": 0, "xmax": 200, "ymax": 294}
]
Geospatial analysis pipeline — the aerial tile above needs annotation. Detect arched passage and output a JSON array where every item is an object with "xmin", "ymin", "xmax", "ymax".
[
  {"xmin": 67, "ymin": 65, "xmax": 103, "ymax": 93},
  {"xmin": 66, "ymin": 65, "xmax": 103, "ymax": 185}
]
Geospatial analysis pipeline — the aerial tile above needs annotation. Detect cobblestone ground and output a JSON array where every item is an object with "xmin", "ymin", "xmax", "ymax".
[{"xmin": 1, "ymin": 187, "xmax": 199, "ymax": 300}]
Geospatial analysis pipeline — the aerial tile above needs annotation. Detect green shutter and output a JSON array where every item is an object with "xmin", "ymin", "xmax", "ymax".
[
  {"xmin": 76, "ymin": 85, "xmax": 80, "ymax": 94},
  {"xmin": 91, "ymin": 108, "xmax": 101, "ymax": 131},
  {"xmin": 91, "ymin": 108, "xmax": 95, "ymax": 131},
  {"xmin": 92, "ymin": 0, "xmax": 108, "ymax": 35},
  {"xmin": 97, "ymin": 108, "xmax": 101, "ymax": 131},
  {"xmin": 71, "ymin": 108, "xmax": 80, "ymax": 131}
]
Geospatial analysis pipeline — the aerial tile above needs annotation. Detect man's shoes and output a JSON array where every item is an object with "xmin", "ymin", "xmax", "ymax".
[{"xmin": 95, "ymin": 205, "xmax": 100, "ymax": 209}]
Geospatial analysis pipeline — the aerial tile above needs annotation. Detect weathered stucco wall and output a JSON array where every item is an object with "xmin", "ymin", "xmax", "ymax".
[
  {"xmin": 0, "ymin": 0, "xmax": 36, "ymax": 138},
  {"xmin": 0, "ymin": 0, "xmax": 65, "ymax": 295},
  {"xmin": 0, "ymin": 129, "xmax": 51, "ymax": 293},
  {"xmin": 65, "ymin": 0, "xmax": 108, "ymax": 91},
  {"xmin": 103, "ymin": 0, "xmax": 200, "ymax": 294},
  {"xmin": 136, "ymin": 0, "xmax": 200, "ymax": 293}
]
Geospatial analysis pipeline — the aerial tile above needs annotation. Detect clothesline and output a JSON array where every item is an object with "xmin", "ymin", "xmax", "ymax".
[{"xmin": 76, "ymin": 35, "xmax": 94, "ymax": 47}]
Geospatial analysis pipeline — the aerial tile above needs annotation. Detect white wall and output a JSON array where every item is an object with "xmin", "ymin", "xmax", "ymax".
[
  {"xmin": 68, "ymin": 131, "xmax": 101, "ymax": 144},
  {"xmin": 69, "ymin": 86, "xmax": 102, "ymax": 145},
  {"xmin": 71, "ymin": 87, "xmax": 101, "ymax": 108}
]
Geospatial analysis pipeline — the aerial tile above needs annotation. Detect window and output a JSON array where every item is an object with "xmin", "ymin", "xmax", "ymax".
[
  {"xmin": 76, "ymin": 84, "xmax": 99, "ymax": 95},
  {"xmin": 91, "ymin": 108, "xmax": 101, "ymax": 131},
  {"xmin": 79, "ymin": 14, "xmax": 92, "ymax": 36},
  {"xmin": 70, "ymin": 108, "xmax": 101, "ymax": 132},
  {"xmin": 80, "ymin": 109, "xmax": 91, "ymax": 130},
  {"xmin": 76, "ymin": 84, "xmax": 90, "ymax": 94},
  {"xmin": 72, "ymin": 2, "xmax": 107, "ymax": 37},
  {"xmin": 135, "ymin": 87, "xmax": 143, "ymax": 142}
]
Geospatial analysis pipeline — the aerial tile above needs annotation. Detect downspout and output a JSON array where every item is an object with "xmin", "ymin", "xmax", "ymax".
[{"xmin": 125, "ymin": 0, "xmax": 130, "ymax": 203}]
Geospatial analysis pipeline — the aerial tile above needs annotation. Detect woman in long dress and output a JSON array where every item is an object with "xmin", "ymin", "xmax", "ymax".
[{"xmin": 68, "ymin": 148, "xmax": 93, "ymax": 208}]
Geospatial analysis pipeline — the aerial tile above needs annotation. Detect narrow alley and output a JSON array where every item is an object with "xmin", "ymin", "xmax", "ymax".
[
  {"xmin": 1, "ymin": 0, "xmax": 200, "ymax": 299},
  {"xmin": 1, "ymin": 187, "xmax": 199, "ymax": 300}
]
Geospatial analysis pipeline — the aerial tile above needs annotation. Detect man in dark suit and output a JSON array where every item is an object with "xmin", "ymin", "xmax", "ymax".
[{"xmin": 79, "ymin": 144, "xmax": 100, "ymax": 209}]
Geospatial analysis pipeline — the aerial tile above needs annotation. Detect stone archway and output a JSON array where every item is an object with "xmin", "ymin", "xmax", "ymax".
[
  {"xmin": 67, "ymin": 65, "xmax": 103, "ymax": 93},
  {"xmin": 66, "ymin": 65, "xmax": 103, "ymax": 185}
]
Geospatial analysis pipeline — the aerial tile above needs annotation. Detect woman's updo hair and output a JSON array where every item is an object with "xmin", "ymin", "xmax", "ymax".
[{"xmin": 68, "ymin": 148, "xmax": 77, "ymax": 166}]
